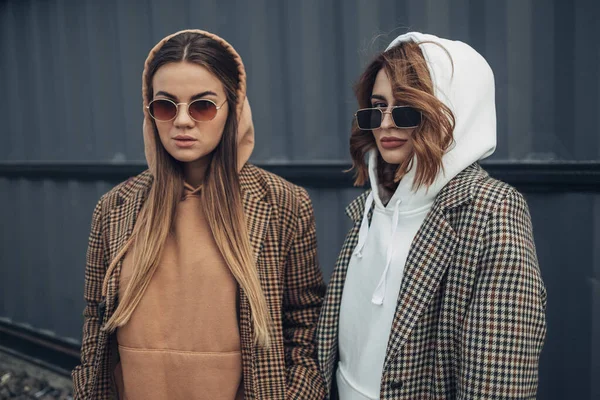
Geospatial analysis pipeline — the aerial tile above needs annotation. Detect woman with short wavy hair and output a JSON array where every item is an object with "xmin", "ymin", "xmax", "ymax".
[{"xmin": 317, "ymin": 32, "xmax": 547, "ymax": 399}]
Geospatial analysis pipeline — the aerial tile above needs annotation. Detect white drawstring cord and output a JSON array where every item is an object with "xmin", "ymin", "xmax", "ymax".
[{"xmin": 371, "ymin": 198, "xmax": 402, "ymax": 305}]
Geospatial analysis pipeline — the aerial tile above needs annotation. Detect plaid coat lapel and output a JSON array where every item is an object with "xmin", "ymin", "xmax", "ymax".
[
  {"xmin": 104, "ymin": 173, "xmax": 152, "ymax": 313},
  {"xmin": 383, "ymin": 164, "xmax": 482, "ymax": 370},
  {"xmin": 85, "ymin": 172, "xmax": 151, "ymax": 398},
  {"xmin": 240, "ymin": 168, "xmax": 271, "ymax": 266},
  {"xmin": 381, "ymin": 202, "xmax": 458, "ymax": 370},
  {"xmin": 238, "ymin": 164, "xmax": 272, "ymax": 399}
]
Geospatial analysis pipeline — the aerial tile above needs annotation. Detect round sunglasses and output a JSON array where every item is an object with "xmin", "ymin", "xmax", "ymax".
[
  {"xmin": 355, "ymin": 106, "xmax": 422, "ymax": 130},
  {"xmin": 146, "ymin": 98, "xmax": 226, "ymax": 122}
]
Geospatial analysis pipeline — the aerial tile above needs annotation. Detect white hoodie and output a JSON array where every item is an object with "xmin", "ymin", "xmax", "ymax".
[{"xmin": 336, "ymin": 32, "xmax": 497, "ymax": 400}]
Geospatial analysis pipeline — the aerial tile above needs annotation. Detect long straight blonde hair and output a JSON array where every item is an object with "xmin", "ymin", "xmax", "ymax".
[{"xmin": 103, "ymin": 32, "xmax": 271, "ymax": 347}]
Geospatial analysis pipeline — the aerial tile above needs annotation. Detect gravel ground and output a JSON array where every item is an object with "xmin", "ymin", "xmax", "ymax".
[{"xmin": 0, "ymin": 352, "xmax": 73, "ymax": 400}]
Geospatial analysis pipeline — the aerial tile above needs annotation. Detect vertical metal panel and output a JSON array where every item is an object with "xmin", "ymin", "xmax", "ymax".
[
  {"xmin": 84, "ymin": 0, "xmax": 126, "ymax": 161},
  {"xmin": 278, "ymin": 0, "xmax": 346, "ymax": 161},
  {"xmin": 592, "ymin": 197, "xmax": 600, "ymax": 400},
  {"xmin": 506, "ymin": 0, "xmax": 534, "ymax": 160},
  {"xmin": 532, "ymin": 0, "xmax": 559, "ymax": 159},
  {"xmin": 2, "ymin": 1, "xmax": 22, "ymax": 160},
  {"xmin": 483, "ymin": 0, "xmax": 509, "ymax": 158},
  {"xmin": 307, "ymin": 187, "xmax": 363, "ymax": 278},
  {"xmin": 114, "ymin": 1, "xmax": 153, "ymax": 160},
  {"xmin": 526, "ymin": 192, "xmax": 595, "ymax": 400},
  {"xmin": 0, "ymin": 178, "xmax": 113, "ymax": 341},
  {"xmin": 574, "ymin": 0, "xmax": 600, "ymax": 161},
  {"xmin": 232, "ymin": 0, "xmax": 292, "ymax": 162},
  {"xmin": 53, "ymin": 0, "xmax": 94, "ymax": 162}
]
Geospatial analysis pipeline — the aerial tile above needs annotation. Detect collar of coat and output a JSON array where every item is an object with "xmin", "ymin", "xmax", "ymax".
[
  {"xmin": 345, "ymin": 162, "xmax": 486, "ymax": 223},
  {"xmin": 101, "ymin": 163, "xmax": 271, "ymax": 300},
  {"xmin": 114, "ymin": 163, "xmax": 268, "ymax": 206}
]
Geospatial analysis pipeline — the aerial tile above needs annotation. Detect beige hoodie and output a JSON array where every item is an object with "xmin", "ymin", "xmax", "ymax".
[{"xmin": 114, "ymin": 30, "xmax": 255, "ymax": 400}]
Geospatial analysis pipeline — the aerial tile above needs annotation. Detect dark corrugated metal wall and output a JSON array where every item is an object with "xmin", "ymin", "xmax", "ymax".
[
  {"xmin": 2, "ymin": 0, "xmax": 599, "ymax": 163},
  {"xmin": 1, "ymin": 0, "xmax": 599, "ymax": 399}
]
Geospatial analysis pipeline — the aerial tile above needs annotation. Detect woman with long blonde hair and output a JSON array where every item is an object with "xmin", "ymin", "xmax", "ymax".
[
  {"xmin": 317, "ymin": 32, "xmax": 547, "ymax": 399},
  {"xmin": 72, "ymin": 30, "xmax": 325, "ymax": 400}
]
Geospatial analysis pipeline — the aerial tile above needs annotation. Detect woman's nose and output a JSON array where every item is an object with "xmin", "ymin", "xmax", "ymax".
[
  {"xmin": 380, "ymin": 111, "xmax": 395, "ymax": 129},
  {"xmin": 174, "ymin": 104, "xmax": 194, "ymax": 128}
]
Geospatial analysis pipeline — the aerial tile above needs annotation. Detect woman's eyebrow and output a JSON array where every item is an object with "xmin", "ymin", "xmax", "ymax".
[
  {"xmin": 155, "ymin": 91, "xmax": 177, "ymax": 100},
  {"xmin": 370, "ymin": 94, "xmax": 387, "ymax": 101},
  {"xmin": 190, "ymin": 91, "xmax": 218, "ymax": 101},
  {"xmin": 154, "ymin": 90, "xmax": 218, "ymax": 101}
]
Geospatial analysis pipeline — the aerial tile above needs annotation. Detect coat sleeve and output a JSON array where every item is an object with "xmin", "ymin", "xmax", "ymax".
[
  {"xmin": 71, "ymin": 197, "xmax": 107, "ymax": 399},
  {"xmin": 458, "ymin": 189, "xmax": 547, "ymax": 399},
  {"xmin": 282, "ymin": 187, "xmax": 327, "ymax": 399}
]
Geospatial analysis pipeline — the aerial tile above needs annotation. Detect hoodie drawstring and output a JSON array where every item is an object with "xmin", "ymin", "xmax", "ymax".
[{"xmin": 371, "ymin": 198, "xmax": 402, "ymax": 305}]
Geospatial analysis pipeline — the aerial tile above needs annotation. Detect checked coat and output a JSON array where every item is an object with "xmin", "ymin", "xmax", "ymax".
[
  {"xmin": 317, "ymin": 163, "xmax": 547, "ymax": 399},
  {"xmin": 72, "ymin": 164, "xmax": 326, "ymax": 399}
]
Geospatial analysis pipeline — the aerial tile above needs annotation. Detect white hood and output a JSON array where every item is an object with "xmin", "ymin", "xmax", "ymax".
[
  {"xmin": 374, "ymin": 31, "xmax": 496, "ymax": 211},
  {"xmin": 354, "ymin": 32, "xmax": 497, "ymax": 304}
]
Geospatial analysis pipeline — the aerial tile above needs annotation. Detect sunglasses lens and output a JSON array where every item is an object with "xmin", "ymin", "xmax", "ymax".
[
  {"xmin": 392, "ymin": 107, "xmax": 422, "ymax": 128},
  {"xmin": 356, "ymin": 109, "xmax": 382, "ymax": 130},
  {"xmin": 149, "ymin": 99, "xmax": 177, "ymax": 121},
  {"xmin": 189, "ymin": 100, "xmax": 218, "ymax": 121}
]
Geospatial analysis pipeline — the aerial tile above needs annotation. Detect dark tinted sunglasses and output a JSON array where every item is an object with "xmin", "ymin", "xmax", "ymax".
[
  {"xmin": 147, "ymin": 98, "xmax": 226, "ymax": 122},
  {"xmin": 355, "ymin": 106, "xmax": 422, "ymax": 130}
]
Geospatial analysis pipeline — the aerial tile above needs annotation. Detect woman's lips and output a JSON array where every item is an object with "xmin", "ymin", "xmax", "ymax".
[
  {"xmin": 173, "ymin": 135, "xmax": 197, "ymax": 148},
  {"xmin": 380, "ymin": 137, "xmax": 407, "ymax": 149}
]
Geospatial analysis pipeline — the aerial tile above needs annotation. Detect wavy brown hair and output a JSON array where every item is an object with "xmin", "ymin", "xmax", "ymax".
[
  {"xmin": 349, "ymin": 40, "xmax": 455, "ymax": 191},
  {"xmin": 102, "ymin": 32, "xmax": 272, "ymax": 347}
]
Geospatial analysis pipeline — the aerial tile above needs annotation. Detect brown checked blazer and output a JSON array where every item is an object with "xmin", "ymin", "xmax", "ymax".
[
  {"xmin": 72, "ymin": 164, "xmax": 326, "ymax": 399},
  {"xmin": 317, "ymin": 163, "xmax": 547, "ymax": 399}
]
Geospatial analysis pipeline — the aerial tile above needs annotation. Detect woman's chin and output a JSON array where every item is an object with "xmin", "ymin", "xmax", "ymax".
[
  {"xmin": 167, "ymin": 151, "xmax": 206, "ymax": 164},
  {"xmin": 378, "ymin": 148, "xmax": 408, "ymax": 165}
]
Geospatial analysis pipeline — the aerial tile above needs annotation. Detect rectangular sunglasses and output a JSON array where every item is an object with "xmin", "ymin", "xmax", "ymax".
[{"xmin": 355, "ymin": 106, "xmax": 422, "ymax": 130}]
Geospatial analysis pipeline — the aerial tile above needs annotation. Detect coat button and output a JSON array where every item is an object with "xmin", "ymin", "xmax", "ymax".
[{"xmin": 390, "ymin": 379, "xmax": 403, "ymax": 390}]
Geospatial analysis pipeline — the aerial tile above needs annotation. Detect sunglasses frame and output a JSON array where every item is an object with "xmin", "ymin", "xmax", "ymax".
[
  {"xmin": 355, "ymin": 106, "xmax": 422, "ymax": 130},
  {"xmin": 146, "ymin": 98, "xmax": 227, "ymax": 122}
]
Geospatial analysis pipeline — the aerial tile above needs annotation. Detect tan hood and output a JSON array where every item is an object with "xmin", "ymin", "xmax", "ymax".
[{"xmin": 141, "ymin": 29, "xmax": 254, "ymax": 174}]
